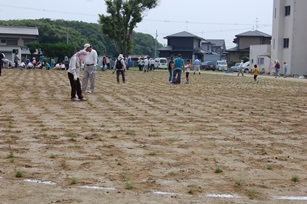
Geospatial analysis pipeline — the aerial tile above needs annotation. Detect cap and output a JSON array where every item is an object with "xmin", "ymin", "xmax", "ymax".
[
  {"xmin": 118, "ymin": 54, "xmax": 123, "ymax": 58},
  {"xmin": 84, "ymin": 43, "xmax": 91, "ymax": 49}
]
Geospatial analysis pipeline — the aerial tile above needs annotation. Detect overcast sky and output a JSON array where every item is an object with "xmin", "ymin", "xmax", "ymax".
[{"xmin": 0, "ymin": 0, "xmax": 273, "ymax": 49}]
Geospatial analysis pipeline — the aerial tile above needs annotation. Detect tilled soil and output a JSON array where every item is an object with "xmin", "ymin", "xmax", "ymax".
[{"xmin": 0, "ymin": 68, "xmax": 307, "ymax": 204}]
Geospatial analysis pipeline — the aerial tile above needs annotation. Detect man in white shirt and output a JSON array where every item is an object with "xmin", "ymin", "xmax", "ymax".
[
  {"xmin": 144, "ymin": 57, "xmax": 149, "ymax": 72},
  {"xmin": 81, "ymin": 43, "xmax": 98, "ymax": 94},
  {"xmin": 237, "ymin": 60, "xmax": 244, "ymax": 76},
  {"xmin": 283, "ymin": 62, "xmax": 288, "ymax": 78}
]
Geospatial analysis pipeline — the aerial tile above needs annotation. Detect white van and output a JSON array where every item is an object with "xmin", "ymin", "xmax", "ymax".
[
  {"xmin": 216, "ymin": 60, "xmax": 228, "ymax": 71},
  {"xmin": 154, "ymin": 58, "xmax": 168, "ymax": 69}
]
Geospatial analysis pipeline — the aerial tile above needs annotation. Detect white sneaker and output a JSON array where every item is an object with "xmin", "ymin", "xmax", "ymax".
[{"xmin": 87, "ymin": 90, "xmax": 93, "ymax": 94}]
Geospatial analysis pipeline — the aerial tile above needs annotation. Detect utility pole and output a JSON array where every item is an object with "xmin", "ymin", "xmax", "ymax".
[
  {"xmin": 66, "ymin": 31, "xmax": 68, "ymax": 44},
  {"xmin": 154, "ymin": 30, "xmax": 158, "ymax": 58}
]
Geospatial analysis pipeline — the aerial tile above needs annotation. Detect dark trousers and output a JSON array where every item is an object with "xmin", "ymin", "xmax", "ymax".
[
  {"xmin": 116, "ymin": 70, "xmax": 125, "ymax": 83},
  {"xmin": 68, "ymin": 72, "xmax": 83, "ymax": 99}
]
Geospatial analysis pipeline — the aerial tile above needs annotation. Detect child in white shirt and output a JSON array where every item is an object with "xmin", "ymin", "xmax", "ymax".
[{"xmin": 184, "ymin": 59, "xmax": 192, "ymax": 84}]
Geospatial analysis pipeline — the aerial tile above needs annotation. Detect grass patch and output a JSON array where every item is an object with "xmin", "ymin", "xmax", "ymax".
[
  {"xmin": 50, "ymin": 154, "xmax": 57, "ymax": 159},
  {"xmin": 121, "ymin": 171, "xmax": 129, "ymax": 181},
  {"xmin": 6, "ymin": 152, "xmax": 14, "ymax": 159},
  {"xmin": 70, "ymin": 178, "xmax": 78, "ymax": 185},
  {"xmin": 148, "ymin": 150, "xmax": 158, "ymax": 156},
  {"xmin": 60, "ymin": 159, "xmax": 66, "ymax": 167},
  {"xmin": 214, "ymin": 166, "xmax": 223, "ymax": 173},
  {"xmin": 126, "ymin": 130, "xmax": 136, "ymax": 135},
  {"xmin": 15, "ymin": 171, "xmax": 24, "ymax": 178},
  {"xmin": 124, "ymin": 182, "xmax": 134, "ymax": 190},
  {"xmin": 266, "ymin": 164, "xmax": 273, "ymax": 170},
  {"xmin": 291, "ymin": 175, "xmax": 299, "ymax": 182},
  {"xmin": 247, "ymin": 189, "xmax": 258, "ymax": 199},
  {"xmin": 188, "ymin": 185, "xmax": 200, "ymax": 194}
]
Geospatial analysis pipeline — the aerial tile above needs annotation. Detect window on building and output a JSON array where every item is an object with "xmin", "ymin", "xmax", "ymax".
[
  {"xmin": 0, "ymin": 39, "xmax": 7, "ymax": 44},
  {"xmin": 283, "ymin": 38, "xmax": 289, "ymax": 48},
  {"xmin": 258, "ymin": 58, "xmax": 264, "ymax": 65},
  {"xmin": 285, "ymin": 6, "xmax": 291, "ymax": 16},
  {"xmin": 7, "ymin": 39, "xmax": 18, "ymax": 45}
]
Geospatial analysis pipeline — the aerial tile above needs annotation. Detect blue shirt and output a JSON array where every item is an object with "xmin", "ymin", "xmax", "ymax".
[
  {"xmin": 174, "ymin": 58, "xmax": 184, "ymax": 70},
  {"xmin": 194, "ymin": 59, "xmax": 201, "ymax": 65}
]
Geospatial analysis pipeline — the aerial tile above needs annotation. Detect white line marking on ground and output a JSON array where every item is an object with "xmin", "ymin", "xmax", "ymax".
[
  {"xmin": 152, "ymin": 191, "xmax": 177, "ymax": 195},
  {"xmin": 79, "ymin": 186, "xmax": 116, "ymax": 191},
  {"xmin": 275, "ymin": 196, "xmax": 307, "ymax": 201},
  {"xmin": 3, "ymin": 178, "xmax": 305, "ymax": 201},
  {"xmin": 206, "ymin": 194, "xmax": 240, "ymax": 198},
  {"xmin": 23, "ymin": 179, "xmax": 56, "ymax": 185}
]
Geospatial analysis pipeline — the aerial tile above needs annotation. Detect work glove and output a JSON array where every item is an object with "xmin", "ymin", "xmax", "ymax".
[
  {"xmin": 73, "ymin": 73, "xmax": 78, "ymax": 81},
  {"xmin": 92, "ymin": 65, "xmax": 97, "ymax": 71}
]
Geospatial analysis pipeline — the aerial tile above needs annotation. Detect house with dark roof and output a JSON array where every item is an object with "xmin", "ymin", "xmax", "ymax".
[
  {"xmin": 157, "ymin": 31, "xmax": 206, "ymax": 61},
  {"xmin": 0, "ymin": 26, "xmax": 39, "ymax": 63},
  {"xmin": 201, "ymin": 39, "xmax": 227, "ymax": 62},
  {"xmin": 227, "ymin": 30, "xmax": 271, "ymax": 63}
]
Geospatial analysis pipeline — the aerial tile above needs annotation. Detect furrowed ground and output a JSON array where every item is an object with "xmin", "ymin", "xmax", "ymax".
[{"xmin": 0, "ymin": 68, "xmax": 306, "ymax": 203}]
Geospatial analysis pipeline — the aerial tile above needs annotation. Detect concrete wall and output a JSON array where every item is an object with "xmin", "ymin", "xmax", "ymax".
[
  {"xmin": 272, "ymin": 0, "xmax": 307, "ymax": 75},
  {"xmin": 250, "ymin": 45, "xmax": 271, "ymax": 73}
]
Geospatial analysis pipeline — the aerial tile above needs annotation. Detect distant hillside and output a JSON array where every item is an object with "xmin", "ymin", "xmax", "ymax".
[{"xmin": 0, "ymin": 18, "xmax": 162, "ymax": 57}]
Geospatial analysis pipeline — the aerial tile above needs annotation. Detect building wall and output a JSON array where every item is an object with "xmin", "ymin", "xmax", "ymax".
[
  {"xmin": 272, "ymin": 0, "xmax": 307, "ymax": 75},
  {"xmin": 250, "ymin": 45, "xmax": 271, "ymax": 73},
  {"xmin": 228, "ymin": 51, "xmax": 249, "ymax": 63},
  {"xmin": 238, "ymin": 37, "xmax": 262, "ymax": 49},
  {"xmin": 168, "ymin": 38, "xmax": 193, "ymax": 49}
]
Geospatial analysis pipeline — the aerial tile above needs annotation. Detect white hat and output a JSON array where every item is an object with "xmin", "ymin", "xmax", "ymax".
[
  {"xmin": 118, "ymin": 54, "xmax": 123, "ymax": 58},
  {"xmin": 84, "ymin": 43, "xmax": 91, "ymax": 49}
]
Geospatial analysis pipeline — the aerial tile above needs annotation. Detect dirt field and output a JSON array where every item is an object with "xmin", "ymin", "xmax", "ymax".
[{"xmin": 0, "ymin": 68, "xmax": 307, "ymax": 204}]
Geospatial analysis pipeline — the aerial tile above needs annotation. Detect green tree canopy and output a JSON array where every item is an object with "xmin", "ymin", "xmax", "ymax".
[
  {"xmin": 99, "ymin": 0, "xmax": 159, "ymax": 55},
  {"xmin": 0, "ymin": 18, "xmax": 162, "ymax": 57}
]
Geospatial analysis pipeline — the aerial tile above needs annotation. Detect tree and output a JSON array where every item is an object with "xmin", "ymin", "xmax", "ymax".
[{"xmin": 99, "ymin": 0, "xmax": 159, "ymax": 55}]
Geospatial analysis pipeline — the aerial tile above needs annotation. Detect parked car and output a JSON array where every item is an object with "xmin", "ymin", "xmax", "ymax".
[
  {"xmin": 231, "ymin": 61, "xmax": 250, "ymax": 72},
  {"xmin": 216, "ymin": 60, "xmax": 228, "ymax": 71},
  {"xmin": 231, "ymin": 63, "xmax": 240, "ymax": 72},
  {"xmin": 242, "ymin": 61, "xmax": 250, "ymax": 72},
  {"xmin": 201, "ymin": 61, "xmax": 216, "ymax": 71},
  {"xmin": 154, "ymin": 58, "xmax": 168, "ymax": 69}
]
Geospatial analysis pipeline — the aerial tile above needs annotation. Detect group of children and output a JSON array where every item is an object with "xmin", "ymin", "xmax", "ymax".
[{"xmin": 170, "ymin": 55, "xmax": 260, "ymax": 85}]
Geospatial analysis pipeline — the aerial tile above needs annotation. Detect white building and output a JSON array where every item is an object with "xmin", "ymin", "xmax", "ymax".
[
  {"xmin": 0, "ymin": 26, "xmax": 39, "ymax": 63},
  {"xmin": 271, "ymin": 0, "xmax": 307, "ymax": 75},
  {"xmin": 250, "ymin": 44, "xmax": 271, "ymax": 73}
]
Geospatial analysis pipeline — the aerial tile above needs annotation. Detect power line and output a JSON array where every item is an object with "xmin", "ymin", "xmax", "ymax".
[
  {"xmin": 0, "ymin": 3, "xmax": 272, "ymax": 27},
  {"xmin": 0, "ymin": 4, "xmax": 98, "ymax": 17}
]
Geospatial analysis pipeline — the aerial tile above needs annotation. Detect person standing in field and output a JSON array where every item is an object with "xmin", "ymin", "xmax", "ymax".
[
  {"xmin": 68, "ymin": 50, "xmax": 88, "ymax": 101},
  {"xmin": 184, "ymin": 59, "xmax": 192, "ymax": 84},
  {"xmin": 172, "ymin": 54, "xmax": 184, "ymax": 84},
  {"xmin": 114, "ymin": 54, "xmax": 126, "ymax": 83},
  {"xmin": 14, "ymin": 52, "xmax": 20, "ymax": 68},
  {"xmin": 81, "ymin": 43, "xmax": 98, "ymax": 94},
  {"xmin": 193, "ymin": 58, "xmax": 201, "ymax": 75},
  {"xmin": 143, "ymin": 57, "xmax": 149, "ymax": 72},
  {"xmin": 237, "ymin": 60, "xmax": 244, "ymax": 76},
  {"xmin": 168, "ymin": 57, "xmax": 174, "ymax": 83},
  {"xmin": 283, "ymin": 62, "xmax": 288, "ymax": 78},
  {"xmin": 274, "ymin": 60, "xmax": 280, "ymax": 78},
  {"xmin": 252, "ymin": 64, "xmax": 259, "ymax": 84},
  {"xmin": 0, "ymin": 52, "xmax": 4, "ymax": 76}
]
